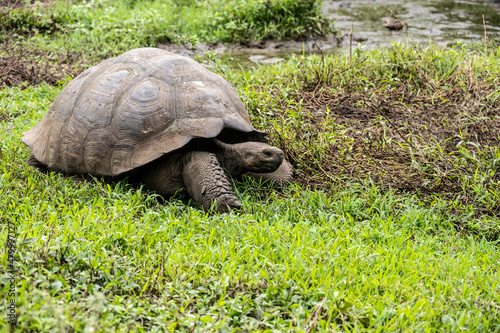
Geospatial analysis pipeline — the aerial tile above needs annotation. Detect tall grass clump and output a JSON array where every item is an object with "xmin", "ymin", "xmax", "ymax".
[
  {"xmin": 232, "ymin": 43, "xmax": 500, "ymax": 238},
  {"xmin": 208, "ymin": 0, "xmax": 332, "ymax": 42},
  {"xmin": 1, "ymin": 0, "xmax": 333, "ymax": 60}
]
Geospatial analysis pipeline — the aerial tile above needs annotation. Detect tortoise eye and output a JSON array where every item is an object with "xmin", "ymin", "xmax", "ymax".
[{"xmin": 263, "ymin": 151, "xmax": 273, "ymax": 157}]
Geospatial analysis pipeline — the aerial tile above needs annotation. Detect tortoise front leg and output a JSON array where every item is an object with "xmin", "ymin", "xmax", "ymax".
[
  {"xmin": 246, "ymin": 159, "xmax": 293, "ymax": 187},
  {"xmin": 182, "ymin": 151, "xmax": 242, "ymax": 213}
]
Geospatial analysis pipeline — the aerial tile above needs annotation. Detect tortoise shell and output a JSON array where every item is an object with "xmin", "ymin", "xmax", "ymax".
[{"xmin": 22, "ymin": 48, "xmax": 266, "ymax": 176}]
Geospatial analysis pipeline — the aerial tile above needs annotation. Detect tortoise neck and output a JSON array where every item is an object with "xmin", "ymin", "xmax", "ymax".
[{"xmin": 211, "ymin": 139, "xmax": 246, "ymax": 177}]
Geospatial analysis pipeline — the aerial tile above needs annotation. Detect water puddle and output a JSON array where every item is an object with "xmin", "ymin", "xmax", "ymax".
[
  {"xmin": 325, "ymin": 0, "xmax": 500, "ymax": 49},
  {"xmin": 162, "ymin": 0, "xmax": 500, "ymax": 67}
]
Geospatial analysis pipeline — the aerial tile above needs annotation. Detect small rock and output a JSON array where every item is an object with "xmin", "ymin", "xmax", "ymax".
[
  {"xmin": 384, "ymin": 20, "xmax": 408, "ymax": 30},
  {"xmin": 248, "ymin": 55, "xmax": 284, "ymax": 64}
]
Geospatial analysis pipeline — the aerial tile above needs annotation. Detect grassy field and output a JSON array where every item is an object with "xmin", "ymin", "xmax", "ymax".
[{"xmin": 1, "ymin": 0, "xmax": 500, "ymax": 332}]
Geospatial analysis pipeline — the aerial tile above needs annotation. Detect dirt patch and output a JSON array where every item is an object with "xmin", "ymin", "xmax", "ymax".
[
  {"xmin": 281, "ymin": 90, "xmax": 499, "ymax": 190},
  {"xmin": 0, "ymin": 38, "xmax": 86, "ymax": 88},
  {"xmin": 264, "ymin": 54, "xmax": 500, "ymax": 222},
  {"xmin": 159, "ymin": 35, "xmax": 340, "ymax": 58},
  {"xmin": 0, "ymin": 0, "xmax": 22, "ymax": 9}
]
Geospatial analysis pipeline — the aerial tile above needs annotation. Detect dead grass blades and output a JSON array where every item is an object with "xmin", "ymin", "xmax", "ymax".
[
  {"xmin": 267, "ymin": 44, "xmax": 500, "ymax": 222},
  {"xmin": 0, "ymin": 37, "xmax": 86, "ymax": 88}
]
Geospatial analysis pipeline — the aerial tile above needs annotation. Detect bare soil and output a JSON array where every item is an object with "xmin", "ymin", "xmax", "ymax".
[{"xmin": 0, "ymin": 38, "xmax": 86, "ymax": 88}]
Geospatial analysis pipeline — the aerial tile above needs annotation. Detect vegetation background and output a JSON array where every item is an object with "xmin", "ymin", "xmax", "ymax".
[{"xmin": 1, "ymin": 0, "xmax": 499, "ymax": 332}]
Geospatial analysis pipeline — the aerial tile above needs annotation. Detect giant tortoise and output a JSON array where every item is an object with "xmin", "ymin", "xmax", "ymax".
[{"xmin": 22, "ymin": 48, "xmax": 292, "ymax": 212}]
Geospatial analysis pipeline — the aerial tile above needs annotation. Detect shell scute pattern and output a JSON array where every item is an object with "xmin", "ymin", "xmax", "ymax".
[
  {"xmin": 59, "ymin": 118, "xmax": 88, "ymax": 173},
  {"xmin": 24, "ymin": 66, "xmax": 101, "ymax": 172},
  {"xmin": 83, "ymin": 128, "xmax": 115, "ymax": 174},
  {"xmin": 179, "ymin": 81, "xmax": 230, "ymax": 119},
  {"xmin": 146, "ymin": 57, "xmax": 195, "ymax": 85},
  {"xmin": 72, "ymin": 67, "xmax": 132, "ymax": 130},
  {"xmin": 22, "ymin": 48, "xmax": 266, "ymax": 177},
  {"xmin": 110, "ymin": 79, "xmax": 173, "ymax": 141}
]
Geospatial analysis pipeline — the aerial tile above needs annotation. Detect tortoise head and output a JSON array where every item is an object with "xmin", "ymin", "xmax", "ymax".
[{"xmin": 233, "ymin": 141, "xmax": 284, "ymax": 173}]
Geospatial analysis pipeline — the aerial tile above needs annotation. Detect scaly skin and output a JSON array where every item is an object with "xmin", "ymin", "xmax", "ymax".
[
  {"xmin": 182, "ymin": 151, "xmax": 242, "ymax": 212},
  {"xmin": 138, "ymin": 152, "xmax": 186, "ymax": 198},
  {"xmin": 213, "ymin": 140, "xmax": 285, "ymax": 176},
  {"xmin": 139, "ymin": 150, "xmax": 241, "ymax": 212},
  {"xmin": 247, "ymin": 159, "xmax": 293, "ymax": 187},
  {"xmin": 213, "ymin": 140, "xmax": 293, "ymax": 186}
]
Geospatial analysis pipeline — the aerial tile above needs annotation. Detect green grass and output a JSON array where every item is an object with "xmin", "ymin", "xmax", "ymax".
[
  {"xmin": 226, "ymin": 41, "xmax": 500, "ymax": 236},
  {"xmin": 1, "ymin": 0, "xmax": 332, "ymax": 59},
  {"xmin": 1, "ymin": 41, "xmax": 500, "ymax": 331}
]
